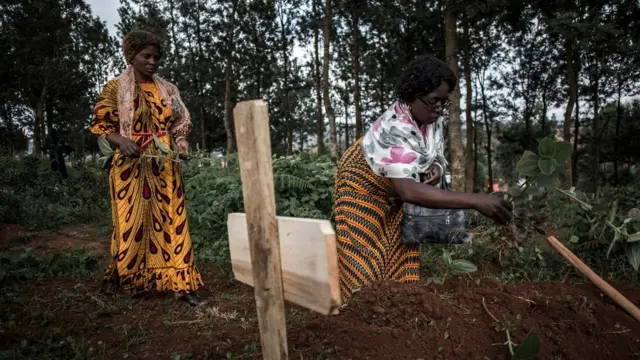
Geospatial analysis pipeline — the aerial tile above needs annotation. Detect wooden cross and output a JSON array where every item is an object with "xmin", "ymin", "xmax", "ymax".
[{"xmin": 231, "ymin": 100, "xmax": 340, "ymax": 360}]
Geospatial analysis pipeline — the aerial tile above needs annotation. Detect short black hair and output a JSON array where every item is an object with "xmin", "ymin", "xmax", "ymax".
[{"xmin": 394, "ymin": 55, "xmax": 457, "ymax": 103}]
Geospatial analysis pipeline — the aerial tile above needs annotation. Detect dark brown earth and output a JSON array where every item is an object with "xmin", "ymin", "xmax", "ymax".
[{"xmin": 1, "ymin": 224, "xmax": 639, "ymax": 359}]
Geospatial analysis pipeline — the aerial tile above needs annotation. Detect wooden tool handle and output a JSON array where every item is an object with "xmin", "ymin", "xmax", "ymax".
[{"xmin": 545, "ymin": 235, "xmax": 640, "ymax": 323}]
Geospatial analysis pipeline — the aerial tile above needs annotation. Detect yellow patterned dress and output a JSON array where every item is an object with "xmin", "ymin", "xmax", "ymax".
[
  {"xmin": 90, "ymin": 80, "xmax": 204, "ymax": 295},
  {"xmin": 334, "ymin": 138, "xmax": 420, "ymax": 304}
]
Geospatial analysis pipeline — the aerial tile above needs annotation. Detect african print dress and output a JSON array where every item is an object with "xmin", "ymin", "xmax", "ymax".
[
  {"xmin": 334, "ymin": 138, "xmax": 421, "ymax": 304},
  {"xmin": 91, "ymin": 80, "xmax": 204, "ymax": 295},
  {"xmin": 334, "ymin": 101, "xmax": 447, "ymax": 304}
]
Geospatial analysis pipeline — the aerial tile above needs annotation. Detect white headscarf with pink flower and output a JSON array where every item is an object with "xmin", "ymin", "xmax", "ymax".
[{"xmin": 362, "ymin": 101, "xmax": 447, "ymax": 182}]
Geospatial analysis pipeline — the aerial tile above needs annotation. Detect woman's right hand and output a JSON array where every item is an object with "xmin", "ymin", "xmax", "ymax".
[
  {"xmin": 118, "ymin": 138, "xmax": 140, "ymax": 157},
  {"xmin": 471, "ymin": 193, "xmax": 513, "ymax": 224},
  {"xmin": 106, "ymin": 134, "xmax": 140, "ymax": 158}
]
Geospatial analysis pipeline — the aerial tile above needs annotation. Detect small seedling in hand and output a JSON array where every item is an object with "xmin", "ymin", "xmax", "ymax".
[{"xmin": 97, "ymin": 136, "xmax": 192, "ymax": 169}]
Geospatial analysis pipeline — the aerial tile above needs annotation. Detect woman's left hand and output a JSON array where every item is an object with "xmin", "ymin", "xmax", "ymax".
[{"xmin": 176, "ymin": 139, "xmax": 189, "ymax": 152}]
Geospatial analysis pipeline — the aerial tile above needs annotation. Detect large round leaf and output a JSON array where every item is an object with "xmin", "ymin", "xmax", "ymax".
[
  {"xmin": 516, "ymin": 151, "xmax": 540, "ymax": 177},
  {"xmin": 554, "ymin": 141, "xmax": 573, "ymax": 164},
  {"xmin": 98, "ymin": 137, "xmax": 115, "ymax": 156},
  {"xmin": 536, "ymin": 173, "xmax": 560, "ymax": 188},
  {"xmin": 538, "ymin": 137, "xmax": 556, "ymax": 158},
  {"xmin": 538, "ymin": 157, "xmax": 557, "ymax": 175}
]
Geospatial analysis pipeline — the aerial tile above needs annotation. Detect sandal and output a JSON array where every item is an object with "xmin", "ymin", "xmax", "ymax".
[{"xmin": 176, "ymin": 292, "xmax": 205, "ymax": 307}]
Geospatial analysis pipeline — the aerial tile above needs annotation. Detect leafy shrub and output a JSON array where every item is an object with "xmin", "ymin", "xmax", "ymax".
[
  {"xmin": 0, "ymin": 248, "xmax": 100, "ymax": 287},
  {"xmin": 0, "ymin": 155, "xmax": 111, "ymax": 229},
  {"xmin": 183, "ymin": 152, "xmax": 336, "ymax": 269}
]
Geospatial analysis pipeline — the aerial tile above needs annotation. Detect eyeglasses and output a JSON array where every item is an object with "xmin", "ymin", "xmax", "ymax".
[{"xmin": 418, "ymin": 96, "xmax": 449, "ymax": 109}]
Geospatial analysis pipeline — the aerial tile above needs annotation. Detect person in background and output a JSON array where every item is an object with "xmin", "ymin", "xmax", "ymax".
[
  {"xmin": 90, "ymin": 30, "xmax": 205, "ymax": 306},
  {"xmin": 43, "ymin": 129, "xmax": 72, "ymax": 182},
  {"xmin": 333, "ymin": 55, "xmax": 513, "ymax": 304}
]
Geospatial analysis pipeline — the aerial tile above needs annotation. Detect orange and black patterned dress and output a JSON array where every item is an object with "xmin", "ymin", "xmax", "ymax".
[
  {"xmin": 334, "ymin": 138, "xmax": 420, "ymax": 304},
  {"xmin": 90, "ymin": 80, "xmax": 204, "ymax": 295}
]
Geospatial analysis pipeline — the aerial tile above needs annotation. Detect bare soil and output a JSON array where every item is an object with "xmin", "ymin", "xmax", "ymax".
[{"xmin": 1, "ymin": 224, "xmax": 639, "ymax": 359}]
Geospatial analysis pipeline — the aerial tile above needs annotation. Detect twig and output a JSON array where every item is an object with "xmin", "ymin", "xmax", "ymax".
[
  {"xmin": 482, "ymin": 297, "xmax": 517, "ymax": 356},
  {"xmin": 481, "ymin": 297, "xmax": 499, "ymax": 322},
  {"xmin": 164, "ymin": 319, "xmax": 203, "ymax": 325}
]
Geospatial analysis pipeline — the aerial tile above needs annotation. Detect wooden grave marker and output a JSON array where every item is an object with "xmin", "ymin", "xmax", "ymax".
[
  {"xmin": 231, "ymin": 100, "xmax": 340, "ymax": 359},
  {"xmin": 232, "ymin": 99, "xmax": 288, "ymax": 359}
]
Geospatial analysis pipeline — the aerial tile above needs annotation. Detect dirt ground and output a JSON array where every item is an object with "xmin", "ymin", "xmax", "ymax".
[{"xmin": 1, "ymin": 224, "xmax": 640, "ymax": 360}]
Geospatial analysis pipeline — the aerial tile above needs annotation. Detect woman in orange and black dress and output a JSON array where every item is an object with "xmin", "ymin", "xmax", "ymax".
[{"xmin": 334, "ymin": 55, "xmax": 513, "ymax": 304}]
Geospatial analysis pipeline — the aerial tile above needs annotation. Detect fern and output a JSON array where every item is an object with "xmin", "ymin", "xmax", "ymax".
[{"xmin": 274, "ymin": 174, "xmax": 312, "ymax": 191}]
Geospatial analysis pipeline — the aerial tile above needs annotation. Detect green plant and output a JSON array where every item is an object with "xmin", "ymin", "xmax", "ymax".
[
  {"xmin": 433, "ymin": 249, "xmax": 477, "ymax": 284},
  {"xmin": 511, "ymin": 137, "xmax": 573, "ymax": 196},
  {"xmin": 97, "ymin": 136, "xmax": 192, "ymax": 170},
  {"xmin": 482, "ymin": 297, "xmax": 540, "ymax": 360},
  {"xmin": 510, "ymin": 136, "xmax": 640, "ymax": 274},
  {"xmin": 0, "ymin": 248, "xmax": 100, "ymax": 287}
]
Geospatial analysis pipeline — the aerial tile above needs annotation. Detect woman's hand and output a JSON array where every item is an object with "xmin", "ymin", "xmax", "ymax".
[
  {"xmin": 106, "ymin": 134, "xmax": 140, "ymax": 158},
  {"xmin": 176, "ymin": 138, "xmax": 189, "ymax": 152},
  {"xmin": 118, "ymin": 138, "xmax": 141, "ymax": 158},
  {"xmin": 471, "ymin": 193, "xmax": 513, "ymax": 224}
]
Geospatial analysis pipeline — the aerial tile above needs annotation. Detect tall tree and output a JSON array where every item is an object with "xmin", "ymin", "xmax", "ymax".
[
  {"xmin": 444, "ymin": 1, "xmax": 465, "ymax": 191},
  {"xmin": 322, "ymin": 0, "xmax": 338, "ymax": 157}
]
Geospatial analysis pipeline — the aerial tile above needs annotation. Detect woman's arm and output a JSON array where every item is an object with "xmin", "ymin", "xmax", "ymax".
[
  {"xmin": 91, "ymin": 81, "xmax": 140, "ymax": 157},
  {"xmin": 167, "ymin": 84, "xmax": 191, "ymax": 145},
  {"xmin": 390, "ymin": 177, "xmax": 513, "ymax": 224}
]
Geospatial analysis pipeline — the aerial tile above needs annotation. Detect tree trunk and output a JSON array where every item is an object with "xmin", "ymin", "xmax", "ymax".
[
  {"xmin": 279, "ymin": 4, "xmax": 292, "ymax": 154},
  {"xmin": 195, "ymin": 0, "xmax": 207, "ymax": 150},
  {"xmin": 473, "ymin": 80, "xmax": 479, "ymax": 192},
  {"xmin": 312, "ymin": 0, "xmax": 325, "ymax": 154},
  {"xmin": 479, "ymin": 73, "xmax": 492, "ymax": 192},
  {"xmin": 563, "ymin": 38, "xmax": 577, "ymax": 185},
  {"xmin": 591, "ymin": 57, "xmax": 601, "ymax": 199},
  {"xmin": 351, "ymin": 6, "xmax": 362, "ymax": 139},
  {"xmin": 322, "ymin": 0, "xmax": 338, "ymax": 158},
  {"xmin": 462, "ymin": 13, "xmax": 474, "ymax": 192},
  {"xmin": 223, "ymin": 0, "xmax": 238, "ymax": 155},
  {"xmin": 200, "ymin": 105, "xmax": 205, "ymax": 150},
  {"xmin": 33, "ymin": 85, "xmax": 47, "ymax": 155},
  {"xmin": 614, "ymin": 77, "xmax": 622, "ymax": 184},
  {"xmin": 444, "ymin": 3, "xmax": 465, "ymax": 191},
  {"xmin": 571, "ymin": 88, "xmax": 580, "ymax": 186},
  {"xmin": 167, "ymin": 0, "xmax": 180, "ymax": 78},
  {"xmin": 343, "ymin": 96, "xmax": 350, "ymax": 147},
  {"xmin": 378, "ymin": 65, "xmax": 385, "ymax": 113},
  {"xmin": 541, "ymin": 86, "xmax": 548, "ymax": 134},
  {"xmin": 46, "ymin": 94, "xmax": 54, "ymax": 136}
]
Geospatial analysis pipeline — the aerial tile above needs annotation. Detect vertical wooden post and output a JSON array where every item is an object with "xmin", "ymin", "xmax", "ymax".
[{"xmin": 233, "ymin": 100, "xmax": 289, "ymax": 359}]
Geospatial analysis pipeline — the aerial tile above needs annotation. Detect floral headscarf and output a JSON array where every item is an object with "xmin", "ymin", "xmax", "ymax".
[{"xmin": 362, "ymin": 101, "xmax": 447, "ymax": 182}]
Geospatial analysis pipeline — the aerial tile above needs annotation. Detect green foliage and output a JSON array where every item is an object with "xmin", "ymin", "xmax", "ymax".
[
  {"xmin": 183, "ymin": 152, "xmax": 336, "ymax": 269},
  {"xmin": 0, "ymin": 248, "xmax": 100, "ymax": 287},
  {"xmin": 515, "ymin": 137, "xmax": 572, "ymax": 182},
  {"xmin": 429, "ymin": 249, "xmax": 478, "ymax": 284},
  {"xmin": 511, "ymin": 139, "xmax": 640, "ymax": 274},
  {"xmin": 0, "ymin": 155, "xmax": 111, "ymax": 229}
]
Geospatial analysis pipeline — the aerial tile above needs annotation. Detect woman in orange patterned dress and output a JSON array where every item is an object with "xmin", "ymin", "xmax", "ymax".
[
  {"xmin": 334, "ymin": 55, "xmax": 512, "ymax": 304},
  {"xmin": 90, "ymin": 30, "xmax": 204, "ymax": 306}
]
